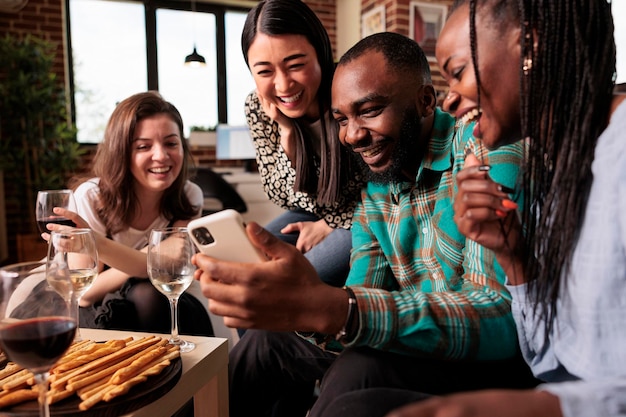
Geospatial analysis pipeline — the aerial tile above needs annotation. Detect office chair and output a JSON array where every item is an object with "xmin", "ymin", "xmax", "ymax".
[{"xmin": 190, "ymin": 167, "xmax": 247, "ymax": 216}]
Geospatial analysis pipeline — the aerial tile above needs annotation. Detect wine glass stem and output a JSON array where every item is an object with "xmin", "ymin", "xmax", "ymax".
[
  {"xmin": 169, "ymin": 297, "xmax": 180, "ymax": 342},
  {"xmin": 34, "ymin": 372, "xmax": 51, "ymax": 417},
  {"xmin": 71, "ymin": 294, "xmax": 82, "ymax": 341}
]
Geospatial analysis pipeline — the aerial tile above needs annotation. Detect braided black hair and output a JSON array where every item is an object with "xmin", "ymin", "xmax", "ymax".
[{"xmin": 464, "ymin": 0, "xmax": 616, "ymax": 329}]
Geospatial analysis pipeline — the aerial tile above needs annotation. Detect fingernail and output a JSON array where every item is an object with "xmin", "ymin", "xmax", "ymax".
[
  {"xmin": 502, "ymin": 199, "xmax": 518, "ymax": 209},
  {"xmin": 495, "ymin": 209, "xmax": 507, "ymax": 218},
  {"xmin": 478, "ymin": 165, "xmax": 491, "ymax": 171}
]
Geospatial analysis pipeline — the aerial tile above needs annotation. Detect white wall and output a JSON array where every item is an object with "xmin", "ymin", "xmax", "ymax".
[{"xmin": 613, "ymin": 2, "xmax": 626, "ymax": 83}]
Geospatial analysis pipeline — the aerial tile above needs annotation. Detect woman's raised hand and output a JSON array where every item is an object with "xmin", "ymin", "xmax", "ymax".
[
  {"xmin": 281, "ymin": 219, "xmax": 332, "ymax": 253},
  {"xmin": 40, "ymin": 207, "xmax": 90, "ymax": 242},
  {"xmin": 454, "ymin": 153, "xmax": 526, "ymax": 282},
  {"xmin": 453, "ymin": 153, "xmax": 517, "ymax": 250},
  {"xmin": 258, "ymin": 91, "xmax": 296, "ymax": 161}
]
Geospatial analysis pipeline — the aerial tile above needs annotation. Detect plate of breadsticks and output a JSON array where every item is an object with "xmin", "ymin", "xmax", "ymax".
[{"xmin": 0, "ymin": 335, "xmax": 181, "ymax": 416}]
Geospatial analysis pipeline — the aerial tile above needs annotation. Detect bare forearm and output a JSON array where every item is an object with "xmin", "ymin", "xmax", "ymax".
[
  {"xmin": 95, "ymin": 235, "xmax": 148, "ymax": 278},
  {"xmin": 80, "ymin": 268, "xmax": 134, "ymax": 306}
]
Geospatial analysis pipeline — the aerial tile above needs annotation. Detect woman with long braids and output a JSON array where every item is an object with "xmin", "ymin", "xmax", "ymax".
[
  {"xmin": 383, "ymin": 0, "xmax": 623, "ymax": 416},
  {"xmin": 317, "ymin": 0, "xmax": 624, "ymax": 416}
]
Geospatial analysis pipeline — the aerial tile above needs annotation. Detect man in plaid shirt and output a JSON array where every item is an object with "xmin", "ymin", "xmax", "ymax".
[{"xmin": 193, "ymin": 32, "xmax": 537, "ymax": 417}]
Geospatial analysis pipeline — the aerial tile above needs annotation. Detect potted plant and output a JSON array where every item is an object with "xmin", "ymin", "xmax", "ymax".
[
  {"xmin": 0, "ymin": 34, "xmax": 82, "ymax": 261},
  {"xmin": 188, "ymin": 125, "xmax": 217, "ymax": 147}
]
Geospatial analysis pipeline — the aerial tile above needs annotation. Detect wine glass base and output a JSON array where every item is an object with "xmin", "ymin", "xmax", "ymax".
[{"xmin": 169, "ymin": 338, "xmax": 195, "ymax": 353}]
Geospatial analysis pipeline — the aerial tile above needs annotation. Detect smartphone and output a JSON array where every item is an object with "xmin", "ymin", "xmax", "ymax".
[{"xmin": 187, "ymin": 209, "xmax": 266, "ymax": 262}]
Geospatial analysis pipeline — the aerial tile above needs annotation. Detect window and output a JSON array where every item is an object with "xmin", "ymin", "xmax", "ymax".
[
  {"xmin": 69, "ymin": 0, "xmax": 147, "ymax": 143},
  {"xmin": 68, "ymin": 0, "xmax": 255, "ymax": 143},
  {"xmin": 156, "ymin": 9, "xmax": 218, "ymax": 134}
]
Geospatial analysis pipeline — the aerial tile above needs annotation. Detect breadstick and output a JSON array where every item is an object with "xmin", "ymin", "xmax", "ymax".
[
  {"xmin": 78, "ymin": 384, "xmax": 118, "ymax": 411},
  {"xmin": 0, "ymin": 363, "xmax": 23, "ymax": 380},
  {"xmin": 1, "ymin": 369, "xmax": 31, "ymax": 391},
  {"xmin": 103, "ymin": 357, "xmax": 171, "ymax": 403},
  {"xmin": 68, "ymin": 339, "xmax": 167, "ymax": 391},
  {"xmin": 0, "ymin": 388, "xmax": 38, "ymax": 408},
  {"xmin": 54, "ymin": 346, "xmax": 122, "ymax": 373},
  {"xmin": 125, "ymin": 335, "xmax": 157, "ymax": 347},
  {"xmin": 51, "ymin": 336, "xmax": 162, "ymax": 390},
  {"xmin": 51, "ymin": 340, "xmax": 95, "ymax": 367},
  {"xmin": 47, "ymin": 387, "xmax": 75, "ymax": 405},
  {"xmin": 103, "ymin": 375, "xmax": 147, "ymax": 402},
  {"xmin": 111, "ymin": 348, "xmax": 178, "ymax": 386},
  {"xmin": 54, "ymin": 340, "xmax": 127, "ymax": 373},
  {"xmin": 109, "ymin": 345, "xmax": 168, "ymax": 385}
]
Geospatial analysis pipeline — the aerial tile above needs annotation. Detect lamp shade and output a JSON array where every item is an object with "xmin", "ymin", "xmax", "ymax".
[{"xmin": 184, "ymin": 46, "xmax": 206, "ymax": 67}]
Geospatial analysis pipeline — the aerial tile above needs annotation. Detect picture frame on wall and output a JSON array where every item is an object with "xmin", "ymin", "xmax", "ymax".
[
  {"xmin": 361, "ymin": 5, "xmax": 386, "ymax": 38},
  {"xmin": 409, "ymin": 1, "xmax": 448, "ymax": 56}
]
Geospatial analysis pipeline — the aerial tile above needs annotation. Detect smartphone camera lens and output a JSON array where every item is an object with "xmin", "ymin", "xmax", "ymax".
[{"xmin": 192, "ymin": 227, "xmax": 215, "ymax": 245}]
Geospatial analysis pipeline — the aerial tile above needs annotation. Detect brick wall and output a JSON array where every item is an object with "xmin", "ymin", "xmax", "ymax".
[
  {"xmin": 361, "ymin": 0, "xmax": 453, "ymax": 100},
  {"xmin": 304, "ymin": 0, "xmax": 337, "ymax": 58},
  {"xmin": 0, "ymin": 0, "xmax": 66, "ymax": 85}
]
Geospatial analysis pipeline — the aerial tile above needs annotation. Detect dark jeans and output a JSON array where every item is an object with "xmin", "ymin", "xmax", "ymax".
[
  {"xmin": 229, "ymin": 330, "xmax": 336, "ymax": 417},
  {"xmin": 230, "ymin": 331, "xmax": 539, "ymax": 417},
  {"xmin": 309, "ymin": 345, "xmax": 539, "ymax": 417},
  {"xmin": 316, "ymin": 389, "xmax": 431, "ymax": 417},
  {"xmin": 264, "ymin": 209, "xmax": 351, "ymax": 288}
]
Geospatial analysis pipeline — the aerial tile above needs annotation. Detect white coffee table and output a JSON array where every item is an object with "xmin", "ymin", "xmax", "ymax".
[{"xmin": 80, "ymin": 328, "xmax": 229, "ymax": 417}]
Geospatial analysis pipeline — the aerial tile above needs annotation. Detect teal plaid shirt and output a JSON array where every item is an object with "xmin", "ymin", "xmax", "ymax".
[{"xmin": 345, "ymin": 109, "xmax": 524, "ymax": 360}]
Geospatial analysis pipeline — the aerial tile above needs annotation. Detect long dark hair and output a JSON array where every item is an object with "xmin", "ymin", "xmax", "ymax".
[
  {"xmin": 75, "ymin": 91, "xmax": 197, "ymax": 235},
  {"xmin": 241, "ymin": 0, "xmax": 351, "ymax": 204},
  {"xmin": 461, "ymin": 0, "xmax": 616, "ymax": 328}
]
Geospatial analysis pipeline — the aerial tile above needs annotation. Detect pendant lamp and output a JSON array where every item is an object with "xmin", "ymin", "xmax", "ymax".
[
  {"xmin": 184, "ymin": 0, "xmax": 206, "ymax": 67},
  {"xmin": 185, "ymin": 46, "xmax": 206, "ymax": 67}
]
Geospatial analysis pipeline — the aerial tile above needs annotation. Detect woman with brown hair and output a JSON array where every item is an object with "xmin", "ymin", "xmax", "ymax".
[{"xmin": 67, "ymin": 91, "xmax": 212, "ymax": 336}]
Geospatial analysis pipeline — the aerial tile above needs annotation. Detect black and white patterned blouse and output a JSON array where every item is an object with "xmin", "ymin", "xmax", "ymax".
[{"xmin": 244, "ymin": 91, "xmax": 363, "ymax": 229}]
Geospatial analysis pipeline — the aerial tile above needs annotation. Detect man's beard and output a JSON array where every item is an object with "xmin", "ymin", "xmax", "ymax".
[{"xmin": 356, "ymin": 107, "xmax": 423, "ymax": 184}]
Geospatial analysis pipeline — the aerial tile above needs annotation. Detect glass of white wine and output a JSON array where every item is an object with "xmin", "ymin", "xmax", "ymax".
[
  {"xmin": 147, "ymin": 227, "xmax": 196, "ymax": 353},
  {"xmin": 46, "ymin": 228, "xmax": 98, "ymax": 342}
]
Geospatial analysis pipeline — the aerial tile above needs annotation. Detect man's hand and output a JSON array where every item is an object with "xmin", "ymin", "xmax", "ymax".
[
  {"xmin": 192, "ymin": 222, "xmax": 347, "ymax": 333},
  {"xmin": 386, "ymin": 390, "xmax": 562, "ymax": 417},
  {"xmin": 281, "ymin": 219, "xmax": 333, "ymax": 253}
]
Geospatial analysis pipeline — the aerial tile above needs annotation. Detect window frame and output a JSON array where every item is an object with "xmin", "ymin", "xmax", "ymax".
[{"xmin": 64, "ymin": 0, "xmax": 251, "ymax": 137}]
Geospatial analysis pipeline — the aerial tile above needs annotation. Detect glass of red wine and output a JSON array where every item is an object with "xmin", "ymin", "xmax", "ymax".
[
  {"xmin": 35, "ymin": 189, "xmax": 78, "ymax": 234},
  {"xmin": 0, "ymin": 260, "xmax": 77, "ymax": 417}
]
